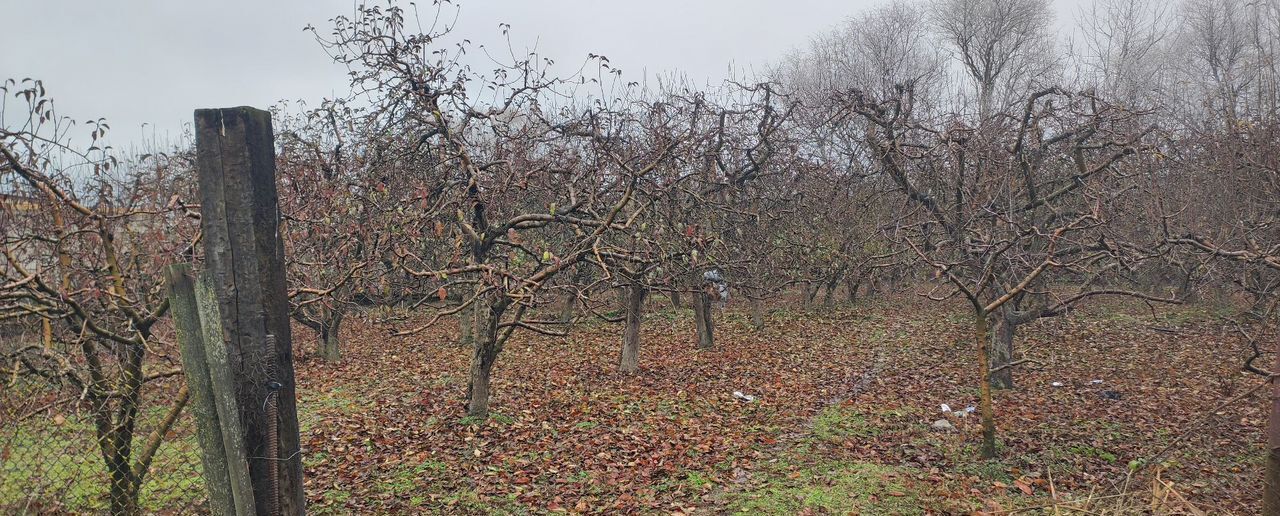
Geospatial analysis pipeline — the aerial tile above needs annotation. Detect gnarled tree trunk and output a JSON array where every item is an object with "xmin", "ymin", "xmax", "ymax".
[
  {"xmin": 989, "ymin": 313, "xmax": 1016, "ymax": 389},
  {"xmin": 846, "ymin": 268, "xmax": 870, "ymax": 304},
  {"xmin": 1266, "ymin": 308, "xmax": 1280, "ymax": 514},
  {"xmin": 619, "ymin": 282, "xmax": 646, "ymax": 372},
  {"xmin": 974, "ymin": 308, "xmax": 997, "ymax": 459},
  {"xmin": 466, "ymin": 297, "xmax": 504, "ymax": 418},
  {"xmin": 459, "ymin": 302, "xmax": 475, "ymax": 348},
  {"xmin": 693, "ymin": 286, "xmax": 714, "ymax": 349},
  {"xmin": 749, "ymin": 297, "xmax": 765, "ymax": 332},
  {"xmin": 821, "ymin": 268, "xmax": 846, "ymax": 306},
  {"xmin": 803, "ymin": 282, "xmax": 819, "ymax": 307},
  {"xmin": 559, "ymin": 291, "xmax": 576, "ymax": 323},
  {"xmin": 319, "ymin": 310, "xmax": 343, "ymax": 362}
]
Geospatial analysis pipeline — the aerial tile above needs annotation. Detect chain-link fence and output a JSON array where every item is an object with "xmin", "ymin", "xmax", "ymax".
[{"xmin": 2, "ymin": 340, "xmax": 208, "ymax": 515}]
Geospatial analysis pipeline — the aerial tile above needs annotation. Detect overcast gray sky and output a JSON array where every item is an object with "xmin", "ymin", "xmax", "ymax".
[{"xmin": 2, "ymin": 0, "xmax": 1087, "ymax": 151}]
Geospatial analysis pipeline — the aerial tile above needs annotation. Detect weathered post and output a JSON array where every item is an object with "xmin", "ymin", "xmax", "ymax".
[
  {"xmin": 166, "ymin": 264, "xmax": 255, "ymax": 516},
  {"xmin": 194, "ymin": 106, "xmax": 305, "ymax": 515}
]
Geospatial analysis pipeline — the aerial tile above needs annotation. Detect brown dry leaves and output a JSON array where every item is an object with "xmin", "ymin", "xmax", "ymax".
[{"xmin": 293, "ymin": 297, "xmax": 1268, "ymax": 514}]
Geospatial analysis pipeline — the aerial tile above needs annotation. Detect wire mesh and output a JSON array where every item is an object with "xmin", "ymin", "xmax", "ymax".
[{"xmin": 2, "ymin": 355, "xmax": 208, "ymax": 515}]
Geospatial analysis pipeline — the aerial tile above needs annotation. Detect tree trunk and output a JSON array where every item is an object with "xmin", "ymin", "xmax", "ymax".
[
  {"xmin": 821, "ymin": 270, "xmax": 844, "ymax": 306},
  {"xmin": 109, "ymin": 472, "xmax": 141, "ymax": 516},
  {"xmin": 96, "ymin": 340, "xmax": 144, "ymax": 516},
  {"xmin": 319, "ymin": 310, "xmax": 343, "ymax": 362},
  {"xmin": 1265, "ymin": 303, "xmax": 1280, "ymax": 513},
  {"xmin": 749, "ymin": 297, "xmax": 765, "ymax": 332},
  {"xmin": 886, "ymin": 268, "xmax": 902, "ymax": 294},
  {"xmin": 989, "ymin": 315, "xmax": 1015, "ymax": 389},
  {"xmin": 106, "ymin": 433, "xmax": 140, "ymax": 516},
  {"xmin": 466, "ymin": 298, "xmax": 501, "ymax": 418},
  {"xmin": 559, "ymin": 291, "xmax": 576, "ymax": 323},
  {"xmin": 1176, "ymin": 266, "xmax": 1198, "ymax": 302},
  {"xmin": 978, "ymin": 82, "xmax": 995, "ymax": 123},
  {"xmin": 693, "ymin": 287, "xmax": 714, "ymax": 349},
  {"xmin": 974, "ymin": 309, "xmax": 997, "ymax": 459},
  {"xmin": 619, "ymin": 283, "xmax": 646, "ymax": 372},
  {"xmin": 669, "ymin": 289, "xmax": 681, "ymax": 309},
  {"xmin": 459, "ymin": 302, "xmax": 475, "ymax": 347},
  {"xmin": 847, "ymin": 269, "xmax": 870, "ymax": 304},
  {"xmin": 41, "ymin": 318, "xmax": 53, "ymax": 351},
  {"xmin": 1268, "ymin": 446, "xmax": 1280, "ymax": 516}
]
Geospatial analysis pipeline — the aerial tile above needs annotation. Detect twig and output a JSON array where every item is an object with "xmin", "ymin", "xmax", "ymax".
[{"xmin": 989, "ymin": 357, "xmax": 1044, "ymax": 373}]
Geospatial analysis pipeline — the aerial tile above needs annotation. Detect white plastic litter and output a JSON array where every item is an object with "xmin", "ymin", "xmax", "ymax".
[
  {"xmin": 704, "ymin": 269, "xmax": 730, "ymax": 302},
  {"xmin": 940, "ymin": 403, "xmax": 952, "ymax": 413},
  {"xmin": 954, "ymin": 406, "xmax": 975, "ymax": 417},
  {"xmin": 733, "ymin": 391, "xmax": 756, "ymax": 402},
  {"xmin": 1051, "ymin": 381, "xmax": 1065, "ymax": 387},
  {"xmin": 1090, "ymin": 379, "xmax": 1104, "ymax": 384}
]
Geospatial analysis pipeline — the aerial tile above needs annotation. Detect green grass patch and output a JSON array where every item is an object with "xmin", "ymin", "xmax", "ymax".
[
  {"xmin": 312, "ymin": 487, "xmax": 353, "ymax": 515},
  {"xmin": 729, "ymin": 461, "xmax": 925, "ymax": 515},
  {"xmin": 379, "ymin": 462, "xmax": 423, "ymax": 497},
  {"xmin": 299, "ymin": 385, "xmax": 359, "ymax": 434},
  {"xmin": 1067, "ymin": 444, "xmax": 1118, "ymax": 463},
  {"xmin": 812, "ymin": 404, "xmax": 878, "ymax": 442},
  {"xmin": 685, "ymin": 470, "xmax": 713, "ymax": 490},
  {"xmin": 1, "ymin": 408, "xmax": 205, "ymax": 513}
]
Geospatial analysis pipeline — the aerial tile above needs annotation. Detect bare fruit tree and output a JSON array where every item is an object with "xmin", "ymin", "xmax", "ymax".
[
  {"xmin": 1, "ymin": 80, "xmax": 198, "ymax": 515},
  {"xmin": 311, "ymin": 4, "xmax": 690, "ymax": 417},
  {"xmin": 839, "ymin": 82, "xmax": 1170, "ymax": 458}
]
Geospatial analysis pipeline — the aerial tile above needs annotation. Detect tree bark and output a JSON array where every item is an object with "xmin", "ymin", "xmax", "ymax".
[
  {"xmin": 99, "ymin": 339, "xmax": 144, "ymax": 516},
  {"xmin": 693, "ymin": 287, "xmax": 714, "ymax": 349},
  {"xmin": 466, "ymin": 297, "xmax": 502, "ymax": 418},
  {"xmin": 559, "ymin": 291, "xmax": 576, "ymax": 324},
  {"xmin": 319, "ymin": 310, "xmax": 343, "ymax": 362},
  {"xmin": 459, "ymin": 302, "xmax": 475, "ymax": 347},
  {"xmin": 619, "ymin": 282, "xmax": 646, "ymax": 372},
  {"xmin": 1265, "ymin": 307, "xmax": 1280, "ymax": 514},
  {"xmin": 990, "ymin": 314, "xmax": 1016, "ymax": 389},
  {"xmin": 749, "ymin": 297, "xmax": 765, "ymax": 332},
  {"xmin": 669, "ymin": 289, "xmax": 681, "ymax": 309},
  {"xmin": 1268, "ymin": 446, "xmax": 1280, "ymax": 516},
  {"xmin": 974, "ymin": 308, "xmax": 997, "ymax": 459},
  {"xmin": 108, "ymin": 470, "xmax": 141, "ymax": 516},
  {"xmin": 821, "ymin": 269, "xmax": 845, "ymax": 306},
  {"xmin": 846, "ymin": 269, "xmax": 870, "ymax": 304},
  {"xmin": 106, "ymin": 429, "xmax": 140, "ymax": 516}
]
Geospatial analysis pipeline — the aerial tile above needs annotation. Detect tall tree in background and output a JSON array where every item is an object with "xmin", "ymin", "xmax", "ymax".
[
  {"xmin": 931, "ymin": 0, "xmax": 1056, "ymax": 120},
  {"xmin": 1073, "ymin": 0, "xmax": 1173, "ymax": 107}
]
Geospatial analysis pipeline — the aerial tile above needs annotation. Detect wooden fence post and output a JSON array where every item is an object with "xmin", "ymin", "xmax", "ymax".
[
  {"xmin": 194, "ymin": 106, "xmax": 305, "ymax": 515},
  {"xmin": 166, "ymin": 264, "xmax": 255, "ymax": 516}
]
